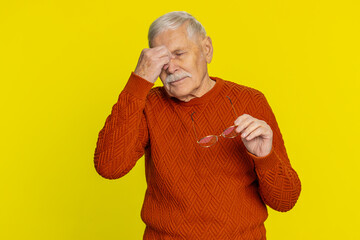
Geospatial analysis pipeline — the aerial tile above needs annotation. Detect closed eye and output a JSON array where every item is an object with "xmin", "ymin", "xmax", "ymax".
[{"xmin": 175, "ymin": 52, "xmax": 185, "ymax": 57}]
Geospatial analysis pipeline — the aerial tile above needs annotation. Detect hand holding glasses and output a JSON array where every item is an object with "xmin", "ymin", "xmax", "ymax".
[
  {"xmin": 191, "ymin": 95, "xmax": 273, "ymax": 157},
  {"xmin": 191, "ymin": 96, "xmax": 239, "ymax": 148}
]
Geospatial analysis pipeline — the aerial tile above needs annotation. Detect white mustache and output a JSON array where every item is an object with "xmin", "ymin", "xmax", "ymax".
[{"xmin": 166, "ymin": 72, "xmax": 192, "ymax": 83}]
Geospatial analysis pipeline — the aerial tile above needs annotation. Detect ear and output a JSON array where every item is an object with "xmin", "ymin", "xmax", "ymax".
[{"xmin": 202, "ymin": 36, "xmax": 213, "ymax": 63}]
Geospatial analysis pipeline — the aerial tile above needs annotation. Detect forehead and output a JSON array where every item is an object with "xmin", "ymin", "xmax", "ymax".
[{"xmin": 152, "ymin": 24, "xmax": 197, "ymax": 51}]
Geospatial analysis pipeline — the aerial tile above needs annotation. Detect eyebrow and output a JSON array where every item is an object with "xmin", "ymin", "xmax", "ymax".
[
  {"xmin": 171, "ymin": 49, "xmax": 184, "ymax": 53},
  {"xmin": 171, "ymin": 48, "xmax": 187, "ymax": 54}
]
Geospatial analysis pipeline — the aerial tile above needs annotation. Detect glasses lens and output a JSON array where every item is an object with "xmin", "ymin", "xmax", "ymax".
[
  {"xmin": 198, "ymin": 135, "xmax": 218, "ymax": 147},
  {"xmin": 222, "ymin": 125, "xmax": 238, "ymax": 138}
]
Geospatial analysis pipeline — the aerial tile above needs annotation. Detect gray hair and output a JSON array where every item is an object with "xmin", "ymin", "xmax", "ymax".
[{"xmin": 148, "ymin": 11, "xmax": 206, "ymax": 47}]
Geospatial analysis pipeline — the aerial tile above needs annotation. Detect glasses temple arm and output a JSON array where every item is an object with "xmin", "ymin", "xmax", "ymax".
[
  {"xmin": 226, "ymin": 96, "xmax": 238, "ymax": 118},
  {"xmin": 191, "ymin": 112, "xmax": 200, "ymax": 142}
]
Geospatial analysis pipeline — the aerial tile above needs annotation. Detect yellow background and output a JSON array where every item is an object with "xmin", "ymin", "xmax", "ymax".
[{"xmin": 1, "ymin": 0, "xmax": 359, "ymax": 239}]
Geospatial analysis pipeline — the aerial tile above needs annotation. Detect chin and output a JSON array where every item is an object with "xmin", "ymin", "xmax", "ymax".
[
  {"xmin": 167, "ymin": 88, "xmax": 191, "ymax": 99},
  {"xmin": 163, "ymin": 84, "xmax": 187, "ymax": 98}
]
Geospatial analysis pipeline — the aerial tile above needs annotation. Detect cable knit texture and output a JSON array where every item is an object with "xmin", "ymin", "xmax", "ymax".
[{"xmin": 94, "ymin": 72, "xmax": 301, "ymax": 240}]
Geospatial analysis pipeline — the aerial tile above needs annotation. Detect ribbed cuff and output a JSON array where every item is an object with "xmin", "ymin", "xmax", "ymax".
[
  {"xmin": 123, "ymin": 72, "xmax": 154, "ymax": 100},
  {"xmin": 247, "ymin": 147, "xmax": 280, "ymax": 170}
]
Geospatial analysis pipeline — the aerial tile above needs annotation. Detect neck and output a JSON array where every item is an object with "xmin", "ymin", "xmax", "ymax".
[{"xmin": 178, "ymin": 76, "xmax": 216, "ymax": 102}]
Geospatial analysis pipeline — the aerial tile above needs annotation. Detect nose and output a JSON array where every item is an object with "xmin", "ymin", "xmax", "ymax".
[{"xmin": 165, "ymin": 56, "xmax": 178, "ymax": 74}]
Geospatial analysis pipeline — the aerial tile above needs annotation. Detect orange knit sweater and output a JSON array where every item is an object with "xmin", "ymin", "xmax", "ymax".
[{"xmin": 94, "ymin": 72, "xmax": 301, "ymax": 240}]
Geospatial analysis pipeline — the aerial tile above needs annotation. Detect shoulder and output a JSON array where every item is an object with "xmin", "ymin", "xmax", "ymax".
[
  {"xmin": 217, "ymin": 77, "xmax": 266, "ymax": 101},
  {"xmin": 215, "ymin": 77, "xmax": 272, "ymax": 119},
  {"xmin": 146, "ymin": 86, "xmax": 166, "ymax": 101},
  {"xmin": 144, "ymin": 87, "xmax": 170, "ymax": 110}
]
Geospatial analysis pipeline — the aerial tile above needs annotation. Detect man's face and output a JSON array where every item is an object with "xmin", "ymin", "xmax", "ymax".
[{"xmin": 151, "ymin": 23, "xmax": 213, "ymax": 101}]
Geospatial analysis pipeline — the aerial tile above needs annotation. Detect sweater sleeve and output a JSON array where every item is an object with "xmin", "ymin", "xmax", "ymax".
[
  {"xmin": 94, "ymin": 72, "xmax": 153, "ymax": 179},
  {"xmin": 248, "ymin": 92, "xmax": 301, "ymax": 212}
]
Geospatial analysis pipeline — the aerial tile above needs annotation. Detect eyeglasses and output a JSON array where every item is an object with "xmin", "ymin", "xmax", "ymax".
[{"xmin": 191, "ymin": 96, "xmax": 239, "ymax": 148}]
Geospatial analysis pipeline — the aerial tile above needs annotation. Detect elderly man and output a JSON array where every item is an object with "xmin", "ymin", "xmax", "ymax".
[{"xmin": 94, "ymin": 11, "xmax": 301, "ymax": 240}]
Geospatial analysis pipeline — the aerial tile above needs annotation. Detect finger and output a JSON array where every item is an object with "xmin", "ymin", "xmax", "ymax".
[
  {"xmin": 234, "ymin": 114, "xmax": 252, "ymax": 126},
  {"xmin": 153, "ymin": 45, "xmax": 172, "ymax": 58},
  {"xmin": 144, "ymin": 48, "xmax": 166, "ymax": 62},
  {"xmin": 244, "ymin": 127, "xmax": 265, "ymax": 141},
  {"xmin": 158, "ymin": 55, "xmax": 171, "ymax": 67},
  {"xmin": 235, "ymin": 115, "xmax": 255, "ymax": 133},
  {"xmin": 156, "ymin": 47, "xmax": 171, "ymax": 60},
  {"xmin": 246, "ymin": 126, "xmax": 273, "ymax": 141},
  {"xmin": 155, "ymin": 58, "xmax": 170, "ymax": 73},
  {"xmin": 240, "ymin": 121, "xmax": 262, "ymax": 138},
  {"xmin": 160, "ymin": 49, "xmax": 172, "ymax": 60}
]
